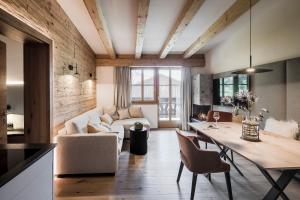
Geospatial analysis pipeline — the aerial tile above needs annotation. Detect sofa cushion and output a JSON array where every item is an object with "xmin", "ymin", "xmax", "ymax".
[
  {"xmin": 129, "ymin": 106, "xmax": 144, "ymax": 118},
  {"xmin": 65, "ymin": 114, "xmax": 89, "ymax": 134},
  {"xmin": 112, "ymin": 118, "xmax": 150, "ymax": 131},
  {"xmin": 87, "ymin": 123, "xmax": 110, "ymax": 133},
  {"xmin": 86, "ymin": 108, "xmax": 102, "ymax": 124},
  {"xmin": 103, "ymin": 105, "xmax": 119, "ymax": 120},
  {"xmin": 100, "ymin": 113, "xmax": 113, "ymax": 125},
  {"xmin": 110, "ymin": 124, "xmax": 125, "ymax": 153},
  {"xmin": 118, "ymin": 108, "xmax": 130, "ymax": 120}
]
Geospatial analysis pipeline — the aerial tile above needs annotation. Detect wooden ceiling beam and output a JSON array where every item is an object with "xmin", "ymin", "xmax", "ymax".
[
  {"xmin": 83, "ymin": 0, "xmax": 116, "ymax": 59},
  {"xmin": 183, "ymin": 0, "xmax": 260, "ymax": 58},
  {"xmin": 96, "ymin": 54, "xmax": 205, "ymax": 67},
  {"xmin": 159, "ymin": 0, "xmax": 205, "ymax": 59},
  {"xmin": 135, "ymin": 0, "xmax": 150, "ymax": 59}
]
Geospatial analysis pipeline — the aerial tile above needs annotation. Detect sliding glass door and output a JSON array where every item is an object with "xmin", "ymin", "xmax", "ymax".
[{"xmin": 158, "ymin": 69, "xmax": 181, "ymax": 127}]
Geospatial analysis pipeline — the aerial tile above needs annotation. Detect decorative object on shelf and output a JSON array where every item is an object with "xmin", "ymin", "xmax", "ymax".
[
  {"xmin": 232, "ymin": 0, "xmax": 272, "ymax": 74},
  {"xmin": 221, "ymin": 91, "xmax": 269, "ymax": 142},
  {"xmin": 197, "ymin": 113, "xmax": 207, "ymax": 121},
  {"xmin": 134, "ymin": 122, "xmax": 143, "ymax": 131}
]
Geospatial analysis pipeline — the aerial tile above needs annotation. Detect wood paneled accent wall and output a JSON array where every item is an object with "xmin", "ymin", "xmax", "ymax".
[{"xmin": 0, "ymin": 0, "xmax": 96, "ymax": 134}]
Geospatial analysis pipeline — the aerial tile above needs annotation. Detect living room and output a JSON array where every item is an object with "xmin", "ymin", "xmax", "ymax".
[{"xmin": 0, "ymin": 0, "xmax": 299, "ymax": 200}]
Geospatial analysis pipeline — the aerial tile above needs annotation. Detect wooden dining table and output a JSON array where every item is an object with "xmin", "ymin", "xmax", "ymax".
[{"xmin": 188, "ymin": 121, "xmax": 300, "ymax": 200}]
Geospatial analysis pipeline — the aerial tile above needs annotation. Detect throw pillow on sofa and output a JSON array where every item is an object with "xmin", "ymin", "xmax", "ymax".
[
  {"xmin": 104, "ymin": 105, "xmax": 119, "ymax": 120},
  {"xmin": 118, "ymin": 108, "xmax": 131, "ymax": 120},
  {"xmin": 87, "ymin": 123, "xmax": 110, "ymax": 133},
  {"xmin": 129, "ymin": 106, "xmax": 144, "ymax": 118},
  {"xmin": 100, "ymin": 113, "xmax": 114, "ymax": 125}
]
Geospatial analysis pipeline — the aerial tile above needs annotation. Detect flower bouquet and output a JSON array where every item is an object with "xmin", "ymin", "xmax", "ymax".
[{"xmin": 221, "ymin": 91, "xmax": 269, "ymax": 141}]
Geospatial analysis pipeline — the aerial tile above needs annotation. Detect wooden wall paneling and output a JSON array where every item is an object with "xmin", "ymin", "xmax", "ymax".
[
  {"xmin": 0, "ymin": 0, "xmax": 96, "ymax": 136},
  {"xmin": 0, "ymin": 41, "xmax": 7, "ymax": 144},
  {"xmin": 24, "ymin": 43, "xmax": 50, "ymax": 143}
]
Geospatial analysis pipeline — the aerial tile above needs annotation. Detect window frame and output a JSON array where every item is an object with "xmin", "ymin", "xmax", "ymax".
[
  {"xmin": 219, "ymin": 75, "xmax": 251, "ymax": 99},
  {"xmin": 131, "ymin": 67, "xmax": 158, "ymax": 104}
]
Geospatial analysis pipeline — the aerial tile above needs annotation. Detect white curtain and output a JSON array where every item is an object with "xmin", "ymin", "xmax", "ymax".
[
  {"xmin": 181, "ymin": 67, "xmax": 192, "ymax": 130},
  {"xmin": 114, "ymin": 67, "xmax": 131, "ymax": 108}
]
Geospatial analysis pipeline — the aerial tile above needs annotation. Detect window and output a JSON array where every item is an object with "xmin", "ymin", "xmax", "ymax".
[
  {"xmin": 131, "ymin": 68, "xmax": 155, "ymax": 102},
  {"xmin": 216, "ymin": 75, "xmax": 250, "ymax": 105}
]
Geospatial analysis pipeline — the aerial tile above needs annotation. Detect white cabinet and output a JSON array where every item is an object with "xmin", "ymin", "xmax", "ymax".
[
  {"xmin": 0, "ymin": 150, "xmax": 54, "ymax": 200},
  {"xmin": 192, "ymin": 74, "xmax": 212, "ymax": 105}
]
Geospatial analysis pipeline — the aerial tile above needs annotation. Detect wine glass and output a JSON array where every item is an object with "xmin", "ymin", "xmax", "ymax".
[{"xmin": 213, "ymin": 112, "xmax": 220, "ymax": 128}]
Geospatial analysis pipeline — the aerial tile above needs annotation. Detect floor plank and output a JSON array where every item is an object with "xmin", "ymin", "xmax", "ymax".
[{"xmin": 55, "ymin": 129, "xmax": 300, "ymax": 200}]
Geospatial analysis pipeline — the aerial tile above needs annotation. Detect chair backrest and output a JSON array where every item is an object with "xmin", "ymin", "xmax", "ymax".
[
  {"xmin": 207, "ymin": 110, "xmax": 233, "ymax": 122},
  {"xmin": 264, "ymin": 118, "xmax": 299, "ymax": 139},
  {"xmin": 176, "ymin": 130, "xmax": 200, "ymax": 171}
]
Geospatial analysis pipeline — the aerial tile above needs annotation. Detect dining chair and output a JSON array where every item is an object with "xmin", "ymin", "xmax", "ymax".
[
  {"xmin": 176, "ymin": 129, "xmax": 233, "ymax": 200},
  {"xmin": 200, "ymin": 110, "xmax": 234, "ymax": 161}
]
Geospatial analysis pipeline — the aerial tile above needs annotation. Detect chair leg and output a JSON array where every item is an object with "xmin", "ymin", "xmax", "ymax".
[
  {"xmin": 191, "ymin": 173, "xmax": 198, "ymax": 200},
  {"xmin": 177, "ymin": 161, "xmax": 184, "ymax": 183},
  {"xmin": 225, "ymin": 172, "xmax": 233, "ymax": 200},
  {"xmin": 205, "ymin": 142, "xmax": 207, "ymax": 149},
  {"xmin": 231, "ymin": 150, "xmax": 234, "ymax": 162}
]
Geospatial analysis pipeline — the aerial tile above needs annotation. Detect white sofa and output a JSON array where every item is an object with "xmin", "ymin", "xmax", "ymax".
[{"xmin": 55, "ymin": 107, "xmax": 150, "ymax": 175}]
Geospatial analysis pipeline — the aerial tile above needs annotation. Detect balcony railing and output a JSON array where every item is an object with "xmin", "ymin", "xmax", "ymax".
[{"xmin": 159, "ymin": 98, "xmax": 180, "ymax": 120}]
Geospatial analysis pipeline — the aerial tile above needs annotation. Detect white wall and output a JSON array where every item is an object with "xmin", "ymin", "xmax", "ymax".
[
  {"xmin": 96, "ymin": 66, "xmax": 115, "ymax": 107},
  {"xmin": 205, "ymin": 0, "xmax": 300, "ymax": 74}
]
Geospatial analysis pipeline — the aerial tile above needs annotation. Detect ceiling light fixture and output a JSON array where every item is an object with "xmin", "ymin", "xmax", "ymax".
[{"xmin": 232, "ymin": 0, "xmax": 272, "ymax": 74}]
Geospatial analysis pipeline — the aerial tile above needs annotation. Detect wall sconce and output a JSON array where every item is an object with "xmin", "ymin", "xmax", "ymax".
[
  {"xmin": 89, "ymin": 72, "xmax": 97, "ymax": 80},
  {"xmin": 63, "ymin": 63, "xmax": 80, "ymax": 76}
]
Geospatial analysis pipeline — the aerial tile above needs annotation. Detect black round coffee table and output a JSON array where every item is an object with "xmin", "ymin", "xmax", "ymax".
[{"xmin": 130, "ymin": 126, "xmax": 148, "ymax": 155}]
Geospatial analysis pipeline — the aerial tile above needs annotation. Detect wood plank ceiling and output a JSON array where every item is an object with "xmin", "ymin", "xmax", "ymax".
[{"xmin": 58, "ymin": 0, "xmax": 260, "ymax": 66}]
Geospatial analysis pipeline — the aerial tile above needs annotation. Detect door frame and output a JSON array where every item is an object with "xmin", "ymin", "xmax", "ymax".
[
  {"xmin": 0, "ymin": 41, "xmax": 6, "ymax": 143},
  {"xmin": 0, "ymin": 8, "xmax": 53, "ymax": 143}
]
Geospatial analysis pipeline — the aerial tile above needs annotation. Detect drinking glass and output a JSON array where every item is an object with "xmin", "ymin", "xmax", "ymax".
[{"xmin": 213, "ymin": 112, "xmax": 220, "ymax": 128}]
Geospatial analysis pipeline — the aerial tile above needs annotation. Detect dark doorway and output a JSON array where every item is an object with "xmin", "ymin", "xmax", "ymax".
[{"xmin": 0, "ymin": 9, "xmax": 52, "ymax": 144}]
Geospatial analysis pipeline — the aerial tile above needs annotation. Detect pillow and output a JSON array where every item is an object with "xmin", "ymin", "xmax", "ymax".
[
  {"xmin": 264, "ymin": 118, "xmax": 299, "ymax": 139},
  {"xmin": 87, "ymin": 123, "xmax": 110, "ymax": 133},
  {"xmin": 100, "ymin": 122, "xmax": 112, "ymax": 131},
  {"xmin": 88, "ymin": 109, "xmax": 102, "ymax": 124},
  {"xmin": 104, "ymin": 105, "xmax": 119, "ymax": 120},
  {"xmin": 118, "ymin": 108, "xmax": 130, "ymax": 120},
  {"xmin": 129, "ymin": 106, "xmax": 144, "ymax": 118},
  {"xmin": 100, "ymin": 113, "xmax": 113, "ymax": 125},
  {"xmin": 65, "ymin": 114, "xmax": 89, "ymax": 134}
]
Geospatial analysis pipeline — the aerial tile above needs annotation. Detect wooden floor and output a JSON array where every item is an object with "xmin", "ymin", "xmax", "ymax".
[{"xmin": 55, "ymin": 129, "xmax": 300, "ymax": 200}]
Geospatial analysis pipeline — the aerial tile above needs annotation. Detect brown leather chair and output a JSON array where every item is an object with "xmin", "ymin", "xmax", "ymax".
[
  {"xmin": 199, "ymin": 111, "xmax": 234, "ymax": 161},
  {"xmin": 207, "ymin": 110, "xmax": 233, "ymax": 122},
  {"xmin": 176, "ymin": 129, "xmax": 233, "ymax": 200}
]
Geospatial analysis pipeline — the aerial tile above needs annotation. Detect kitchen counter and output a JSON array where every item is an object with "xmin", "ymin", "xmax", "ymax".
[{"xmin": 0, "ymin": 144, "xmax": 56, "ymax": 200}]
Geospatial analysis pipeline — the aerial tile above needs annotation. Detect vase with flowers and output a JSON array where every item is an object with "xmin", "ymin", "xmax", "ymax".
[{"xmin": 221, "ymin": 91, "xmax": 269, "ymax": 141}]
